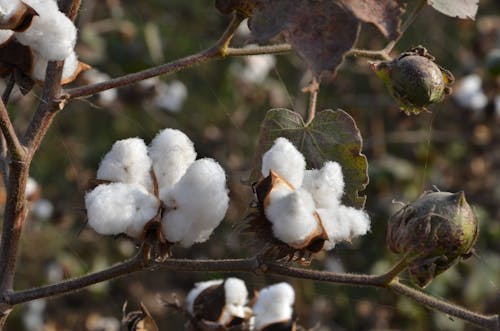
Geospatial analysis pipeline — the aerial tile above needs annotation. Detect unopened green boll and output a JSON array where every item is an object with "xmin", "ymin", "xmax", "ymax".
[
  {"xmin": 386, "ymin": 191, "xmax": 478, "ymax": 288},
  {"xmin": 371, "ymin": 46, "xmax": 454, "ymax": 115}
]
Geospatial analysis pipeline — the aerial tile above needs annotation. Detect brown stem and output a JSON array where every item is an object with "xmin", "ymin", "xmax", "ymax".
[
  {"xmin": 304, "ymin": 77, "xmax": 319, "ymax": 125},
  {"xmin": 226, "ymin": 43, "xmax": 293, "ymax": 57},
  {"xmin": 0, "ymin": 99, "xmax": 26, "ymax": 161},
  {"xmin": 389, "ymin": 280, "xmax": 500, "ymax": 331},
  {"xmin": 63, "ymin": 13, "xmax": 245, "ymax": 100}
]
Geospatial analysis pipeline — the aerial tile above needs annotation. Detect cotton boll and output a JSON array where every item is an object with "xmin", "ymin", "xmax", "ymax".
[
  {"xmin": 154, "ymin": 80, "xmax": 188, "ymax": 113},
  {"xmin": 219, "ymin": 278, "xmax": 249, "ymax": 324},
  {"xmin": 162, "ymin": 158, "xmax": 229, "ymax": 247},
  {"xmin": 0, "ymin": 0, "xmax": 22, "ymax": 22},
  {"xmin": 85, "ymin": 183, "xmax": 159, "ymax": 237},
  {"xmin": 97, "ymin": 138, "xmax": 153, "ymax": 192},
  {"xmin": 253, "ymin": 283, "xmax": 295, "ymax": 331},
  {"xmin": 185, "ymin": 279, "xmax": 224, "ymax": 314},
  {"xmin": 25, "ymin": 176, "xmax": 39, "ymax": 199},
  {"xmin": 15, "ymin": 1, "xmax": 76, "ymax": 61},
  {"xmin": 453, "ymin": 74, "xmax": 488, "ymax": 111},
  {"xmin": 240, "ymin": 52, "xmax": 276, "ymax": 84},
  {"xmin": 317, "ymin": 205, "xmax": 370, "ymax": 248},
  {"xmin": 302, "ymin": 161, "xmax": 345, "ymax": 208},
  {"xmin": 31, "ymin": 51, "xmax": 87, "ymax": 83},
  {"xmin": 265, "ymin": 188, "xmax": 320, "ymax": 248},
  {"xmin": 148, "ymin": 128, "xmax": 196, "ymax": 191},
  {"xmin": 337, "ymin": 205, "xmax": 370, "ymax": 238},
  {"xmin": 82, "ymin": 69, "xmax": 117, "ymax": 106},
  {"xmin": 261, "ymin": 137, "xmax": 305, "ymax": 188}
]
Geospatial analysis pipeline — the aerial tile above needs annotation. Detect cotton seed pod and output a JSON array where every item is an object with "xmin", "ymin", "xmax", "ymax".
[
  {"xmin": 371, "ymin": 46, "xmax": 454, "ymax": 115},
  {"xmin": 387, "ymin": 191, "xmax": 478, "ymax": 288}
]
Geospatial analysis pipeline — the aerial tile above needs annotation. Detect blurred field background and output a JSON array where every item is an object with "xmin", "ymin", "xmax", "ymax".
[{"xmin": 1, "ymin": 0, "xmax": 499, "ymax": 330}]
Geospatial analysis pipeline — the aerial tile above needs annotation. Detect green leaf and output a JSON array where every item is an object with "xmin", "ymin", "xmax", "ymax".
[
  {"xmin": 427, "ymin": 0, "xmax": 479, "ymax": 20},
  {"xmin": 251, "ymin": 108, "xmax": 368, "ymax": 208}
]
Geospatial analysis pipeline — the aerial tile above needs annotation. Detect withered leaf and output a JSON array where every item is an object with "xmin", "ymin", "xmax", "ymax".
[
  {"xmin": 251, "ymin": 108, "xmax": 368, "ymax": 208},
  {"xmin": 427, "ymin": 0, "xmax": 479, "ymax": 20}
]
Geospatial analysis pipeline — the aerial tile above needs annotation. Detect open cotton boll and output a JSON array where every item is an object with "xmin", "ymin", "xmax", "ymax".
[
  {"xmin": 219, "ymin": 278, "xmax": 249, "ymax": 324},
  {"xmin": 31, "ymin": 51, "xmax": 86, "ymax": 83},
  {"xmin": 185, "ymin": 279, "xmax": 224, "ymax": 314},
  {"xmin": 161, "ymin": 158, "xmax": 229, "ymax": 247},
  {"xmin": 261, "ymin": 137, "xmax": 305, "ymax": 188},
  {"xmin": 85, "ymin": 183, "xmax": 159, "ymax": 236},
  {"xmin": 97, "ymin": 138, "xmax": 153, "ymax": 192},
  {"xmin": 337, "ymin": 205, "xmax": 370, "ymax": 238},
  {"xmin": 253, "ymin": 282, "xmax": 295, "ymax": 331},
  {"xmin": 302, "ymin": 161, "xmax": 345, "ymax": 208},
  {"xmin": 265, "ymin": 187, "xmax": 319, "ymax": 247},
  {"xmin": 15, "ymin": 2, "xmax": 76, "ymax": 61},
  {"xmin": 0, "ymin": 0, "xmax": 22, "ymax": 21},
  {"xmin": 148, "ymin": 128, "xmax": 196, "ymax": 191}
]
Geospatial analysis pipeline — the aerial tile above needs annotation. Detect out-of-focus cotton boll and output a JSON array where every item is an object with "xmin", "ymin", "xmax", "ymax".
[
  {"xmin": 302, "ymin": 161, "xmax": 345, "ymax": 208},
  {"xmin": 31, "ymin": 198, "xmax": 54, "ymax": 220},
  {"xmin": 25, "ymin": 176, "xmax": 39, "ymax": 198},
  {"xmin": 148, "ymin": 128, "xmax": 196, "ymax": 192},
  {"xmin": 261, "ymin": 137, "xmax": 305, "ymax": 188},
  {"xmin": 265, "ymin": 188, "xmax": 319, "ymax": 247},
  {"xmin": 0, "ymin": 29, "xmax": 13, "ymax": 44},
  {"xmin": 239, "ymin": 51, "xmax": 276, "ymax": 84},
  {"xmin": 154, "ymin": 80, "xmax": 188, "ymax": 113},
  {"xmin": 15, "ymin": 0, "xmax": 76, "ymax": 61},
  {"xmin": 253, "ymin": 283, "xmax": 295, "ymax": 331},
  {"xmin": 97, "ymin": 138, "xmax": 153, "ymax": 192},
  {"xmin": 82, "ymin": 69, "xmax": 117, "ymax": 106},
  {"xmin": 453, "ymin": 74, "xmax": 488, "ymax": 111},
  {"xmin": 85, "ymin": 183, "xmax": 159, "ymax": 237},
  {"xmin": 162, "ymin": 158, "xmax": 229, "ymax": 247},
  {"xmin": 220, "ymin": 278, "xmax": 249, "ymax": 324},
  {"xmin": 185, "ymin": 279, "xmax": 224, "ymax": 314}
]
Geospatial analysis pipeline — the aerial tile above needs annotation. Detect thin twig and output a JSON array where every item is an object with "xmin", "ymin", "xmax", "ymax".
[
  {"xmin": 63, "ymin": 13, "xmax": 246, "ymax": 100},
  {"xmin": 0, "ymin": 99, "xmax": 26, "ymax": 160},
  {"xmin": 226, "ymin": 43, "xmax": 293, "ymax": 57}
]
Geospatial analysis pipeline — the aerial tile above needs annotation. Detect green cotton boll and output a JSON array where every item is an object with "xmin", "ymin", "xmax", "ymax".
[
  {"xmin": 386, "ymin": 191, "xmax": 478, "ymax": 288},
  {"xmin": 371, "ymin": 46, "xmax": 454, "ymax": 115}
]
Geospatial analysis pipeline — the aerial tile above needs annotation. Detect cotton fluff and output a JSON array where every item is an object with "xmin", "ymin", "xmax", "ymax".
[
  {"xmin": 261, "ymin": 137, "xmax": 305, "ymax": 188},
  {"xmin": 185, "ymin": 279, "xmax": 224, "ymax": 314},
  {"xmin": 85, "ymin": 183, "xmax": 159, "ymax": 237},
  {"xmin": 219, "ymin": 278, "xmax": 249, "ymax": 324},
  {"xmin": 0, "ymin": 29, "xmax": 13, "ymax": 45},
  {"xmin": 453, "ymin": 74, "xmax": 488, "ymax": 111},
  {"xmin": 240, "ymin": 53, "xmax": 276, "ymax": 84},
  {"xmin": 265, "ymin": 188, "xmax": 320, "ymax": 247},
  {"xmin": 302, "ymin": 161, "xmax": 344, "ymax": 208},
  {"xmin": 154, "ymin": 80, "xmax": 188, "ymax": 113},
  {"xmin": 253, "ymin": 283, "xmax": 295, "ymax": 331},
  {"xmin": 0, "ymin": 0, "xmax": 22, "ymax": 23},
  {"xmin": 148, "ymin": 128, "xmax": 196, "ymax": 193},
  {"xmin": 317, "ymin": 205, "xmax": 370, "ymax": 250},
  {"xmin": 161, "ymin": 158, "xmax": 229, "ymax": 247},
  {"xmin": 31, "ymin": 51, "xmax": 83, "ymax": 83},
  {"xmin": 97, "ymin": 138, "xmax": 153, "ymax": 192},
  {"xmin": 15, "ymin": 0, "xmax": 76, "ymax": 61}
]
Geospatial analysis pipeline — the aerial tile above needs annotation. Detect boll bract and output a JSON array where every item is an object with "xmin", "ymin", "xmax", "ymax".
[
  {"xmin": 253, "ymin": 282, "xmax": 295, "ymax": 331},
  {"xmin": 253, "ymin": 137, "xmax": 370, "ymax": 256},
  {"xmin": 85, "ymin": 128, "xmax": 229, "ymax": 247}
]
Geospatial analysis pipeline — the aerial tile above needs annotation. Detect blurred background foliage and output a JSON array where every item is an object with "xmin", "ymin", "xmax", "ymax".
[{"xmin": 0, "ymin": 0, "xmax": 499, "ymax": 330}]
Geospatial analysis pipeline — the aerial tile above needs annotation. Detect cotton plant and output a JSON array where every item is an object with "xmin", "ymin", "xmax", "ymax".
[
  {"xmin": 0, "ymin": 0, "xmax": 88, "ymax": 84},
  {"xmin": 250, "ymin": 137, "xmax": 370, "ymax": 258},
  {"xmin": 85, "ymin": 128, "xmax": 230, "ymax": 248}
]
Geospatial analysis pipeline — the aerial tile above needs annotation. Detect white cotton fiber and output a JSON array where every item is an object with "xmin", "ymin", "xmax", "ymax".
[
  {"xmin": 302, "ymin": 161, "xmax": 345, "ymax": 208},
  {"xmin": 253, "ymin": 282, "xmax": 294, "ymax": 331},
  {"xmin": 31, "ymin": 51, "xmax": 82, "ymax": 83},
  {"xmin": 161, "ymin": 158, "xmax": 229, "ymax": 247},
  {"xmin": 185, "ymin": 279, "xmax": 224, "ymax": 314},
  {"xmin": 219, "ymin": 278, "xmax": 249, "ymax": 324},
  {"xmin": 97, "ymin": 138, "xmax": 153, "ymax": 192},
  {"xmin": 148, "ymin": 128, "xmax": 196, "ymax": 191},
  {"xmin": 265, "ymin": 187, "xmax": 319, "ymax": 247},
  {"xmin": 261, "ymin": 137, "xmax": 305, "ymax": 188},
  {"xmin": 85, "ymin": 183, "xmax": 159, "ymax": 237},
  {"xmin": 0, "ymin": 0, "xmax": 22, "ymax": 24},
  {"xmin": 317, "ymin": 205, "xmax": 370, "ymax": 250},
  {"xmin": 25, "ymin": 176, "xmax": 39, "ymax": 198},
  {"xmin": 0, "ymin": 29, "xmax": 13, "ymax": 45},
  {"xmin": 16, "ymin": 1, "xmax": 76, "ymax": 61}
]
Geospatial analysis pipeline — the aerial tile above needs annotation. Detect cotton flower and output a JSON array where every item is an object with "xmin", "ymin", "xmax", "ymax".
[
  {"xmin": 255, "ymin": 137, "xmax": 370, "ymax": 254},
  {"xmin": 253, "ymin": 282, "xmax": 295, "ymax": 331},
  {"xmin": 162, "ymin": 158, "xmax": 229, "ymax": 247},
  {"xmin": 85, "ymin": 182, "xmax": 159, "ymax": 238}
]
